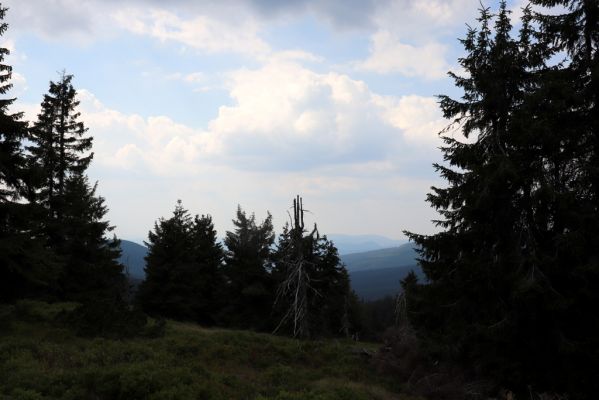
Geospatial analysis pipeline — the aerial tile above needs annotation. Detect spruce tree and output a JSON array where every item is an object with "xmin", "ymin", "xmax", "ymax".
[
  {"xmin": 138, "ymin": 201, "xmax": 224, "ymax": 324},
  {"xmin": 221, "ymin": 206, "xmax": 275, "ymax": 330},
  {"xmin": 527, "ymin": 1, "xmax": 599, "ymax": 395},
  {"xmin": 403, "ymin": 2, "xmax": 561, "ymax": 390},
  {"xmin": 26, "ymin": 73, "xmax": 123, "ymax": 300},
  {"xmin": 310, "ymin": 235, "xmax": 353, "ymax": 337},
  {"xmin": 0, "ymin": 4, "xmax": 58, "ymax": 302},
  {"xmin": 0, "ymin": 5, "xmax": 25, "ymax": 203},
  {"xmin": 58, "ymin": 173, "xmax": 124, "ymax": 301},
  {"xmin": 405, "ymin": 2, "xmax": 599, "ymax": 394},
  {"xmin": 29, "ymin": 72, "xmax": 92, "ymax": 223}
]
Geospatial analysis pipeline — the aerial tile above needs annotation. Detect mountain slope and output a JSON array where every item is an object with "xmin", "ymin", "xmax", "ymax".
[
  {"xmin": 341, "ymin": 243, "xmax": 418, "ymax": 272},
  {"xmin": 328, "ymin": 234, "xmax": 405, "ymax": 255},
  {"xmin": 349, "ymin": 266, "xmax": 424, "ymax": 301},
  {"xmin": 341, "ymin": 243, "xmax": 421, "ymax": 300},
  {"xmin": 119, "ymin": 240, "xmax": 147, "ymax": 279}
]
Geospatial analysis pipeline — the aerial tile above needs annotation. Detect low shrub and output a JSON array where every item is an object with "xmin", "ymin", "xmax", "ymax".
[{"xmin": 61, "ymin": 297, "xmax": 148, "ymax": 339}]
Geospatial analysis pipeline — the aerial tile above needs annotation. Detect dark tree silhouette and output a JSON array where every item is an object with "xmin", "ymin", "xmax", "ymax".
[
  {"xmin": 26, "ymin": 73, "xmax": 122, "ymax": 300},
  {"xmin": 221, "ymin": 206, "xmax": 275, "ymax": 330},
  {"xmin": 57, "ymin": 173, "xmax": 123, "ymax": 300},
  {"xmin": 28, "ymin": 72, "xmax": 92, "ymax": 221},
  {"xmin": 138, "ymin": 200, "xmax": 224, "ymax": 324},
  {"xmin": 273, "ymin": 196, "xmax": 355, "ymax": 338},
  {"xmin": 0, "ymin": 4, "xmax": 58, "ymax": 302},
  {"xmin": 404, "ymin": 1, "xmax": 599, "ymax": 395}
]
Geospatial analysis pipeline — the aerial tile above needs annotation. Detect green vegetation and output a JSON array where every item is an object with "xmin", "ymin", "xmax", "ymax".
[{"xmin": 0, "ymin": 301, "xmax": 414, "ymax": 400}]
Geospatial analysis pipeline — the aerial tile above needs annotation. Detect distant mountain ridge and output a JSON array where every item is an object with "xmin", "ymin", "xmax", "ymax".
[
  {"xmin": 340, "ymin": 243, "xmax": 418, "ymax": 272},
  {"xmin": 327, "ymin": 234, "xmax": 406, "ymax": 255},
  {"xmin": 118, "ymin": 237, "xmax": 422, "ymax": 301},
  {"xmin": 119, "ymin": 240, "xmax": 147, "ymax": 280},
  {"xmin": 340, "ymin": 243, "xmax": 422, "ymax": 300}
]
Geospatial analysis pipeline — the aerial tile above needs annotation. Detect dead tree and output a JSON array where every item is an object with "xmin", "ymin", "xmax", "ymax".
[
  {"xmin": 394, "ymin": 291, "xmax": 408, "ymax": 327},
  {"xmin": 273, "ymin": 195, "xmax": 320, "ymax": 338}
]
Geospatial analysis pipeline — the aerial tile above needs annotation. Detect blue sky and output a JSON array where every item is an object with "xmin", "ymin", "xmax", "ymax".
[{"xmin": 3, "ymin": 0, "xmax": 524, "ymax": 243}]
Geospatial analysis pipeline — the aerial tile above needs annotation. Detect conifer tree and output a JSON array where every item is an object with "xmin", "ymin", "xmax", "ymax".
[
  {"xmin": 26, "ymin": 73, "xmax": 122, "ymax": 300},
  {"xmin": 221, "ymin": 206, "xmax": 275, "ymax": 329},
  {"xmin": 310, "ymin": 235, "xmax": 353, "ymax": 337},
  {"xmin": 273, "ymin": 196, "xmax": 354, "ymax": 338},
  {"xmin": 527, "ymin": 1, "xmax": 599, "ymax": 395},
  {"xmin": 28, "ymin": 72, "xmax": 92, "ymax": 222},
  {"xmin": 405, "ymin": 1, "xmax": 599, "ymax": 394},
  {"xmin": 57, "ymin": 173, "xmax": 123, "ymax": 300},
  {"xmin": 0, "ymin": 4, "xmax": 58, "ymax": 301},
  {"xmin": 138, "ymin": 201, "xmax": 224, "ymax": 324},
  {"xmin": 403, "ymin": 1, "xmax": 558, "ymax": 389}
]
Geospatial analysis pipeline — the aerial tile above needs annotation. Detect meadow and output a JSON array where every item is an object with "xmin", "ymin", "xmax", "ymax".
[{"xmin": 0, "ymin": 301, "xmax": 416, "ymax": 400}]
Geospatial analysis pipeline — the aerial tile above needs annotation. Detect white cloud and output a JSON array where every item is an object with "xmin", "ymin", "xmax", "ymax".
[
  {"xmin": 353, "ymin": 0, "xmax": 480, "ymax": 79},
  {"xmin": 114, "ymin": 8, "xmax": 270, "ymax": 56},
  {"xmin": 0, "ymin": 39, "xmax": 26, "ymax": 63},
  {"xmin": 131, "ymin": 61, "xmax": 444, "ymax": 173},
  {"xmin": 208, "ymin": 59, "xmax": 400, "ymax": 169},
  {"xmin": 376, "ymin": 94, "xmax": 446, "ymax": 144},
  {"xmin": 43, "ymin": 60, "xmax": 445, "ymax": 176},
  {"xmin": 373, "ymin": 0, "xmax": 477, "ymax": 39},
  {"xmin": 9, "ymin": 72, "xmax": 28, "ymax": 96},
  {"xmin": 3, "ymin": 0, "xmax": 109, "ymax": 43},
  {"xmin": 209, "ymin": 59, "xmax": 446, "ymax": 165},
  {"xmin": 42, "ymin": 90, "xmax": 213, "ymax": 176},
  {"xmin": 356, "ymin": 31, "xmax": 450, "ymax": 79}
]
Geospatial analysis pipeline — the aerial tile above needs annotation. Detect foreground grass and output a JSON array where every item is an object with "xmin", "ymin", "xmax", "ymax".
[{"xmin": 0, "ymin": 301, "xmax": 416, "ymax": 400}]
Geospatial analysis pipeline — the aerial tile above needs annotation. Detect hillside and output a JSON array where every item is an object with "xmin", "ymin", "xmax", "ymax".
[
  {"xmin": 0, "ymin": 301, "xmax": 413, "ymax": 400},
  {"xmin": 119, "ymin": 240, "xmax": 147, "ymax": 279},
  {"xmin": 341, "ymin": 244, "xmax": 422, "ymax": 300},
  {"xmin": 327, "ymin": 234, "xmax": 405, "ymax": 255},
  {"xmin": 348, "ymin": 266, "xmax": 424, "ymax": 301},
  {"xmin": 341, "ymin": 243, "xmax": 418, "ymax": 272}
]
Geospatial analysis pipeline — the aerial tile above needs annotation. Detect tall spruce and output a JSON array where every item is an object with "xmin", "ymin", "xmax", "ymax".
[
  {"xmin": 27, "ymin": 73, "xmax": 122, "ymax": 300},
  {"xmin": 221, "ymin": 206, "xmax": 275, "ymax": 330},
  {"xmin": 29, "ymin": 72, "xmax": 92, "ymax": 222},
  {"xmin": 137, "ymin": 201, "xmax": 224, "ymax": 324},
  {"xmin": 528, "ymin": 1, "xmax": 599, "ymax": 395},
  {"xmin": 0, "ymin": 4, "xmax": 58, "ymax": 302},
  {"xmin": 402, "ymin": 2, "xmax": 574, "ymax": 391}
]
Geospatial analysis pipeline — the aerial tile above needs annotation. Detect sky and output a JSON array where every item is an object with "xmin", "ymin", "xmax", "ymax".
[{"xmin": 2, "ymin": 0, "xmax": 524, "ymax": 243}]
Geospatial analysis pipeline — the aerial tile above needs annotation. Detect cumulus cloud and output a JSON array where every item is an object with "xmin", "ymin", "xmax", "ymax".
[
  {"xmin": 13, "ymin": 90, "xmax": 208, "ymax": 176},
  {"xmin": 6, "ymin": 59, "xmax": 444, "ymax": 179},
  {"xmin": 3, "ymin": 0, "xmax": 106, "ymax": 43},
  {"xmin": 208, "ymin": 59, "xmax": 400, "ymax": 170},
  {"xmin": 113, "ymin": 8, "xmax": 270, "ymax": 56},
  {"xmin": 356, "ymin": 31, "xmax": 450, "ymax": 79},
  {"xmin": 376, "ymin": 95, "xmax": 446, "ymax": 144},
  {"xmin": 353, "ymin": 0, "xmax": 479, "ymax": 78},
  {"xmin": 68, "ymin": 59, "xmax": 445, "ymax": 175}
]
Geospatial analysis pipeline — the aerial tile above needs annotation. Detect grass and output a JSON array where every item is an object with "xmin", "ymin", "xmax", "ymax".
[{"xmin": 0, "ymin": 301, "xmax": 419, "ymax": 400}]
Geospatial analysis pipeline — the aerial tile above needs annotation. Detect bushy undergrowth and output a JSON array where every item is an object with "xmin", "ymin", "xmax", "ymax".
[
  {"xmin": 60, "ymin": 298, "xmax": 162, "ymax": 339},
  {"xmin": 0, "ymin": 301, "xmax": 416, "ymax": 400}
]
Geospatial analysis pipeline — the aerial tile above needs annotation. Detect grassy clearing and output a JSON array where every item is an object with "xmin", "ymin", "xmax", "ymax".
[{"xmin": 0, "ymin": 301, "xmax": 418, "ymax": 400}]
